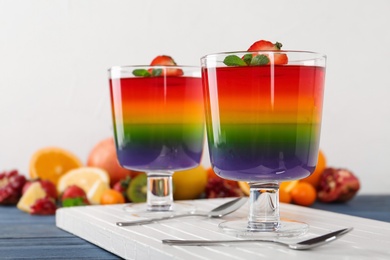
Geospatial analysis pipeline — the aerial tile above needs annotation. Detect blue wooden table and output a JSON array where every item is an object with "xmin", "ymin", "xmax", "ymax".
[{"xmin": 1, "ymin": 195, "xmax": 389, "ymax": 259}]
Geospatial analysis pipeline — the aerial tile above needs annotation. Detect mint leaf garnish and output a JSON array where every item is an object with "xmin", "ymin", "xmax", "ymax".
[
  {"xmin": 62, "ymin": 197, "xmax": 87, "ymax": 207},
  {"xmin": 132, "ymin": 69, "xmax": 151, "ymax": 77},
  {"xmin": 250, "ymin": 54, "xmax": 270, "ymax": 65},
  {"xmin": 151, "ymin": 68, "xmax": 163, "ymax": 76},
  {"xmin": 223, "ymin": 55, "xmax": 247, "ymax": 66},
  {"xmin": 242, "ymin": 54, "xmax": 253, "ymax": 65}
]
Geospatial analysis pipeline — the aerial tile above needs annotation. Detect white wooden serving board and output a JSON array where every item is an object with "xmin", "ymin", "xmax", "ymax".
[{"xmin": 56, "ymin": 198, "xmax": 390, "ymax": 260}]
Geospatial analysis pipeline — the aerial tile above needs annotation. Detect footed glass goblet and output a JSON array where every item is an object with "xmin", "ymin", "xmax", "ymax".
[
  {"xmin": 108, "ymin": 65, "xmax": 204, "ymax": 215},
  {"xmin": 201, "ymin": 50, "xmax": 326, "ymax": 237}
]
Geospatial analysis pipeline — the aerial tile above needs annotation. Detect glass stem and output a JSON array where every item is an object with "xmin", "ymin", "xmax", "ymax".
[
  {"xmin": 146, "ymin": 172, "xmax": 174, "ymax": 212},
  {"xmin": 248, "ymin": 182, "xmax": 280, "ymax": 231}
]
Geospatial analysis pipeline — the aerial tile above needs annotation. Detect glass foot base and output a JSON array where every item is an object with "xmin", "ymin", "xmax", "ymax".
[
  {"xmin": 219, "ymin": 218, "xmax": 309, "ymax": 238},
  {"xmin": 122, "ymin": 201, "xmax": 196, "ymax": 218}
]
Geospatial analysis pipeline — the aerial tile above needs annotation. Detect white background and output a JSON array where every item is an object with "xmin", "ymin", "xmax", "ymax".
[{"xmin": 1, "ymin": 0, "xmax": 389, "ymax": 194}]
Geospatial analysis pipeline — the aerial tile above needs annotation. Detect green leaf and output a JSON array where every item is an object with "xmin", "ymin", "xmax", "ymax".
[
  {"xmin": 250, "ymin": 54, "xmax": 270, "ymax": 65},
  {"xmin": 275, "ymin": 42, "xmax": 283, "ymax": 50},
  {"xmin": 62, "ymin": 197, "xmax": 87, "ymax": 207},
  {"xmin": 242, "ymin": 54, "xmax": 253, "ymax": 65},
  {"xmin": 223, "ymin": 55, "xmax": 247, "ymax": 66},
  {"xmin": 132, "ymin": 69, "xmax": 151, "ymax": 77},
  {"xmin": 151, "ymin": 68, "xmax": 163, "ymax": 76}
]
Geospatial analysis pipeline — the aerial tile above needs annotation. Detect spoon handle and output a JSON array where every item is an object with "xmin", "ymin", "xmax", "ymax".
[
  {"xmin": 117, "ymin": 213, "xmax": 206, "ymax": 226},
  {"xmin": 163, "ymin": 239, "xmax": 261, "ymax": 246}
]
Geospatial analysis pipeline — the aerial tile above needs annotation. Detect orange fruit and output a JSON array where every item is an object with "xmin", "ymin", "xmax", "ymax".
[
  {"xmin": 279, "ymin": 188, "xmax": 292, "ymax": 203},
  {"xmin": 290, "ymin": 182, "xmax": 317, "ymax": 206},
  {"xmin": 87, "ymin": 137, "xmax": 141, "ymax": 186},
  {"xmin": 100, "ymin": 189, "xmax": 125, "ymax": 205},
  {"xmin": 280, "ymin": 180, "xmax": 299, "ymax": 193},
  {"xmin": 29, "ymin": 147, "xmax": 83, "ymax": 186},
  {"xmin": 279, "ymin": 180, "xmax": 298, "ymax": 204},
  {"xmin": 238, "ymin": 180, "xmax": 298, "ymax": 200},
  {"xmin": 300, "ymin": 150, "xmax": 326, "ymax": 188}
]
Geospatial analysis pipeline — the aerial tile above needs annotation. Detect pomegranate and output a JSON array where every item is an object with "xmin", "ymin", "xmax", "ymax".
[
  {"xmin": 0, "ymin": 170, "xmax": 26, "ymax": 205},
  {"xmin": 317, "ymin": 168, "xmax": 360, "ymax": 203}
]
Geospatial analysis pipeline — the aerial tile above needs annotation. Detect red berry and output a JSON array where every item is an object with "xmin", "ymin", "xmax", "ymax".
[
  {"xmin": 61, "ymin": 185, "xmax": 89, "ymax": 207},
  {"xmin": 150, "ymin": 55, "xmax": 177, "ymax": 66},
  {"xmin": 149, "ymin": 55, "xmax": 183, "ymax": 76},
  {"xmin": 248, "ymin": 40, "xmax": 278, "ymax": 51},
  {"xmin": 0, "ymin": 170, "xmax": 27, "ymax": 205},
  {"xmin": 40, "ymin": 180, "xmax": 58, "ymax": 200},
  {"xmin": 30, "ymin": 197, "xmax": 57, "ymax": 215},
  {"xmin": 247, "ymin": 40, "xmax": 288, "ymax": 65}
]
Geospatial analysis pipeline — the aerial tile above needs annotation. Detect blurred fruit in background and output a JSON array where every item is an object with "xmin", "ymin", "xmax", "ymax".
[
  {"xmin": 29, "ymin": 147, "xmax": 83, "ymax": 186},
  {"xmin": 100, "ymin": 189, "xmax": 125, "ymax": 205},
  {"xmin": 0, "ymin": 170, "xmax": 26, "ymax": 205},
  {"xmin": 290, "ymin": 182, "xmax": 317, "ymax": 206},
  {"xmin": 61, "ymin": 185, "xmax": 89, "ymax": 207},
  {"xmin": 279, "ymin": 181, "xmax": 299, "ymax": 203},
  {"xmin": 237, "ymin": 181, "xmax": 249, "ymax": 196},
  {"xmin": 126, "ymin": 173, "xmax": 147, "ymax": 203},
  {"xmin": 57, "ymin": 167, "xmax": 110, "ymax": 205},
  {"xmin": 17, "ymin": 181, "xmax": 57, "ymax": 214},
  {"xmin": 317, "ymin": 168, "xmax": 360, "ymax": 203},
  {"xmin": 22, "ymin": 179, "xmax": 58, "ymax": 200},
  {"xmin": 87, "ymin": 137, "xmax": 141, "ymax": 186},
  {"xmin": 205, "ymin": 168, "xmax": 243, "ymax": 198},
  {"xmin": 112, "ymin": 176, "xmax": 131, "ymax": 202},
  {"xmin": 173, "ymin": 166, "xmax": 208, "ymax": 200},
  {"xmin": 300, "ymin": 150, "xmax": 327, "ymax": 188}
]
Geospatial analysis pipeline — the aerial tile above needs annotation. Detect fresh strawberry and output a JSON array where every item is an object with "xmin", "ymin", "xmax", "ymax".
[
  {"xmin": 30, "ymin": 197, "xmax": 57, "ymax": 215},
  {"xmin": 149, "ymin": 55, "xmax": 183, "ymax": 76},
  {"xmin": 248, "ymin": 40, "xmax": 279, "ymax": 51},
  {"xmin": 61, "ymin": 185, "xmax": 89, "ymax": 207},
  {"xmin": 247, "ymin": 40, "xmax": 288, "ymax": 65},
  {"xmin": 150, "ymin": 55, "xmax": 177, "ymax": 66}
]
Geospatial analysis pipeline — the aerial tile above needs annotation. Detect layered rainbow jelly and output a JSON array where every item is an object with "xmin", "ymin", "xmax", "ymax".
[
  {"xmin": 202, "ymin": 65, "xmax": 325, "ymax": 181},
  {"xmin": 110, "ymin": 76, "xmax": 204, "ymax": 172}
]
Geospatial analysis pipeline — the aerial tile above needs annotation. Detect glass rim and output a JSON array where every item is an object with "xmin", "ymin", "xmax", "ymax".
[
  {"xmin": 201, "ymin": 50, "xmax": 326, "ymax": 60},
  {"xmin": 108, "ymin": 64, "xmax": 200, "ymax": 72}
]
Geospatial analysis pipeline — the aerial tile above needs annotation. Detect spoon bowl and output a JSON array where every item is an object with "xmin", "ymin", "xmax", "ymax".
[{"xmin": 116, "ymin": 197, "xmax": 247, "ymax": 227}]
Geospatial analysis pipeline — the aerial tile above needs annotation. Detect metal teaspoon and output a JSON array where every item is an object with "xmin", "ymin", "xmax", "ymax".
[
  {"xmin": 162, "ymin": 227, "xmax": 353, "ymax": 250},
  {"xmin": 116, "ymin": 197, "xmax": 247, "ymax": 227}
]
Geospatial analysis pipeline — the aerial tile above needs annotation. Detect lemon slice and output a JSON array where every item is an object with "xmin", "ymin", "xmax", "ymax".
[
  {"xmin": 17, "ymin": 182, "xmax": 46, "ymax": 213},
  {"xmin": 87, "ymin": 179, "xmax": 110, "ymax": 205},
  {"xmin": 57, "ymin": 167, "xmax": 110, "ymax": 195}
]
